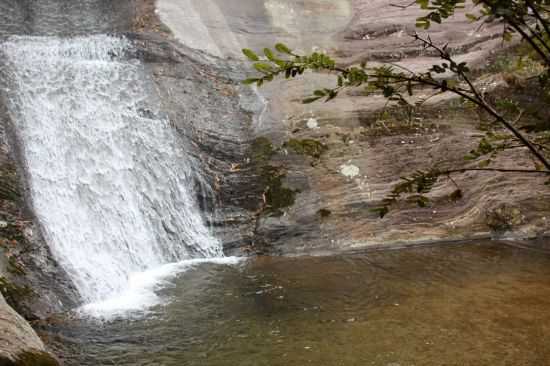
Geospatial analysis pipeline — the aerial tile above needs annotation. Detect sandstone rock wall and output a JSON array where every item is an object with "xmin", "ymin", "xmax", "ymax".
[
  {"xmin": 0, "ymin": 294, "xmax": 58, "ymax": 366},
  {"xmin": 151, "ymin": 0, "xmax": 550, "ymax": 255}
]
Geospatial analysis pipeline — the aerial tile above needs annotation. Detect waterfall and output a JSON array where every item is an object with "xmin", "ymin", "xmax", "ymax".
[{"xmin": 0, "ymin": 35, "xmax": 224, "ymax": 309}]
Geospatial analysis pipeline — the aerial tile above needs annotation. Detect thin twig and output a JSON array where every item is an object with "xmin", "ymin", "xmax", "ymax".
[
  {"xmin": 445, "ymin": 167, "xmax": 550, "ymax": 174},
  {"xmin": 526, "ymin": 0, "xmax": 550, "ymax": 43},
  {"xmin": 412, "ymin": 32, "xmax": 550, "ymax": 171}
]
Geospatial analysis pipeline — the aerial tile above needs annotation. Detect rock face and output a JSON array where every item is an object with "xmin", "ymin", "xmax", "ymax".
[
  {"xmin": 129, "ymin": 32, "xmax": 263, "ymax": 253},
  {"xmin": 0, "ymin": 102, "xmax": 79, "ymax": 319},
  {"xmin": 0, "ymin": 89, "xmax": 75, "ymax": 365},
  {"xmin": 0, "ymin": 294, "xmax": 59, "ymax": 365},
  {"xmin": 151, "ymin": 0, "xmax": 550, "ymax": 255}
]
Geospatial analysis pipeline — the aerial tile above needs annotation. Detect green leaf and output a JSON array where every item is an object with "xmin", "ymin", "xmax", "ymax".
[
  {"xmin": 370, "ymin": 206, "xmax": 390, "ymax": 218},
  {"xmin": 326, "ymin": 90, "xmax": 338, "ymax": 101},
  {"xmin": 478, "ymin": 159, "xmax": 491, "ymax": 168},
  {"xmin": 274, "ymin": 59, "xmax": 287, "ymax": 68},
  {"xmin": 465, "ymin": 13, "xmax": 479, "ymax": 22},
  {"xmin": 416, "ymin": 18, "xmax": 430, "ymax": 29},
  {"xmin": 457, "ymin": 62, "xmax": 469, "ymax": 73},
  {"xmin": 242, "ymin": 78, "xmax": 259, "ymax": 85},
  {"xmin": 242, "ymin": 48, "xmax": 259, "ymax": 61},
  {"xmin": 383, "ymin": 86, "xmax": 395, "ymax": 98},
  {"xmin": 450, "ymin": 189, "xmax": 463, "ymax": 201},
  {"xmin": 416, "ymin": 0, "xmax": 429, "ymax": 9},
  {"xmin": 264, "ymin": 48, "xmax": 275, "ymax": 61},
  {"xmin": 431, "ymin": 65, "xmax": 446, "ymax": 73},
  {"xmin": 430, "ymin": 12, "xmax": 442, "ymax": 23},
  {"xmin": 417, "ymin": 196, "xmax": 430, "ymax": 207},
  {"xmin": 275, "ymin": 43, "xmax": 292, "ymax": 54},
  {"xmin": 503, "ymin": 31, "xmax": 513, "ymax": 42},
  {"xmin": 254, "ymin": 62, "xmax": 274, "ymax": 74},
  {"xmin": 302, "ymin": 96, "xmax": 323, "ymax": 104},
  {"xmin": 446, "ymin": 79, "xmax": 458, "ymax": 88}
]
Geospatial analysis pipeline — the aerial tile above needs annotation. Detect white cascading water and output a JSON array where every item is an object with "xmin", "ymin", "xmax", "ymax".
[{"xmin": 0, "ymin": 35, "xmax": 226, "ymax": 314}]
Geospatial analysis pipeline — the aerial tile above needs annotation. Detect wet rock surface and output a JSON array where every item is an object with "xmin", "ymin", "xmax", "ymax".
[
  {"xmin": 127, "ymin": 33, "xmax": 262, "ymax": 254},
  {"xmin": 153, "ymin": 0, "xmax": 550, "ymax": 255},
  {"xmin": 0, "ymin": 294, "xmax": 59, "ymax": 365},
  {"xmin": 0, "ymin": 99, "xmax": 79, "ymax": 319}
]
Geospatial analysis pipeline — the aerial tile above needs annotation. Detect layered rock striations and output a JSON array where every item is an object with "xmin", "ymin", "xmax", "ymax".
[{"xmin": 154, "ymin": 0, "xmax": 550, "ymax": 255}]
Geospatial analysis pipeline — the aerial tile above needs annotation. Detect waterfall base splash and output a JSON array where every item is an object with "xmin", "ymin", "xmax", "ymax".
[{"xmin": 80, "ymin": 257, "xmax": 242, "ymax": 318}]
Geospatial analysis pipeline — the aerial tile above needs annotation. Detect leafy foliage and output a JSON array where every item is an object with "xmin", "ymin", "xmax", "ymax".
[
  {"xmin": 283, "ymin": 139, "xmax": 328, "ymax": 159},
  {"xmin": 415, "ymin": 0, "xmax": 466, "ymax": 28},
  {"xmin": 463, "ymin": 0, "xmax": 550, "ymax": 69},
  {"xmin": 371, "ymin": 169, "xmax": 442, "ymax": 217}
]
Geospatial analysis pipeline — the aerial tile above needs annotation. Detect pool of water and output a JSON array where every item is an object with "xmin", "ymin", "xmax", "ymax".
[{"xmin": 47, "ymin": 241, "xmax": 550, "ymax": 365}]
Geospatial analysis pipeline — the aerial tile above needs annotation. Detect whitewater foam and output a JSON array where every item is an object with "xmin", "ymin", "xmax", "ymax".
[
  {"xmin": 1, "ymin": 35, "xmax": 224, "ymax": 306},
  {"xmin": 80, "ymin": 257, "xmax": 242, "ymax": 318}
]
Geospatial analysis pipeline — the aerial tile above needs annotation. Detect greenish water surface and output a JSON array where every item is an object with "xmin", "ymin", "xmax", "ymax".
[{"xmin": 49, "ymin": 241, "xmax": 550, "ymax": 366}]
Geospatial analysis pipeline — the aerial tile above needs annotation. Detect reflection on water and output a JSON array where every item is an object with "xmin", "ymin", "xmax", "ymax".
[{"xmin": 49, "ymin": 241, "xmax": 550, "ymax": 365}]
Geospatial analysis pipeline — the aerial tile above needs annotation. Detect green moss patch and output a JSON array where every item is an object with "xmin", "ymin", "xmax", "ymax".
[
  {"xmin": 283, "ymin": 139, "xmax": 327, "ymax": 159},
  {"xmin": 15, "ymin": 351, "xmax": 59, "ymax": 366},
  {"xmin": 0, "ymin": 277, "xmax": 33, "ymax": 313},
  {"xmin": 250, "ymin": 137, "xmax": 275, "ymax": 164},
  {"xmin": 248, "ymin": 136, "xmax": 298, "ymax": 216},
  {"xmin": 485, "ymin": 204, "xmax": 524, "ymax": 232},
  {"xmin": 260, "ymin": 166, "xmax": 297, "ymax": 216},
  {"xmin": 0, "ymin": 221, "xmax": 25, "ymax": 244},
  {"xmin": 0, "ymin": 163, "xmax": 21, "ymax": 203}
]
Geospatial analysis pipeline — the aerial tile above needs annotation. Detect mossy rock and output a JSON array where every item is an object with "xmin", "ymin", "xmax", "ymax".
[
  {"xmin": 17, "ymin": 351, "xmax": 59, "ymax": 366},
  {"xmin": 249, "ymin": 136, "xmax": 297, "ymax": 215},
  {"xmin": 250, "ymin": 137, "xmax": 275, "ymax": 164},
  {"xmin": 0, "ymin": 277, "xmax": 34, "ymax": 314},
  {"xmin": 485, "ymin": 204, "xmax": 524, "ymax": 232},
  {"xmin": 0, "ymin": 163, "xmax": 21, "ymax": 203},
  {"xmin": 283, "ymin": 139, "xmax": 327, "ymax": 159},
  {"xmin": 260, "ymin": 166, "xmax": 297, "ymax": 216},
  {"xmin": 0, "ymin": 221, "xmax": 25, "ymax": 244},
  {"xmin": 0, "ymin": 351, "xmax": 59, "ymax": 366}
]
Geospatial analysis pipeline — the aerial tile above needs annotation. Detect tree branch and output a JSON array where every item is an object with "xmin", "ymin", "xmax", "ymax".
[
  {"xmin": 444, "ymin": 167, "xmax": 550, "ymax": 174},
  {"xmin": 525, "ymin": 0, "xmax": 550, "ymax": 41}
]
